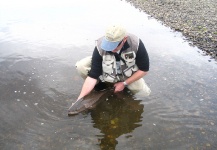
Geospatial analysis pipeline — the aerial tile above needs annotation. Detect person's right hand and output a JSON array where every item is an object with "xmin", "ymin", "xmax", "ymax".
[{"xmin": 114, "ymin": 82, "xmax": 125, "ymax": 93}]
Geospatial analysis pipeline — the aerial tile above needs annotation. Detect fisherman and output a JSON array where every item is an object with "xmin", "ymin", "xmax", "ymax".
[{"xmin": 75, "ymin": 24, "xmax": 151, "ymax": 101}]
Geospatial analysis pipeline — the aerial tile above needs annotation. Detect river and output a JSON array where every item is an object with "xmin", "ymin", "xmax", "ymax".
[{"xmin": 0, "ymin": 0, "xmax": 217, "ymax": 149}]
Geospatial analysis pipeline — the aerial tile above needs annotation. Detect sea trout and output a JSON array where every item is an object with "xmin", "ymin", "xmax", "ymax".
[{"xmin": 68, "ymin": 89, "xmax": 111, "ymax": 116}]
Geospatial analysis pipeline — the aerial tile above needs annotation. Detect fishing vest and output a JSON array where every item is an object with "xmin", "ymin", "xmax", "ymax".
[{"xmin": 96, "ymin": 33, "xmax": 139, "ymax": 83}]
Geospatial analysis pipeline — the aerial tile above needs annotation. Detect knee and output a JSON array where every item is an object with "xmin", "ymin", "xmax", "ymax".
[
  {"xmin": 75, "ymin": 56, "xmax": 92, "ymax": 78},
  {"xmin": 75, "ymin": 56, "xmax": 91, "ymax": 70},
  {"xmin": 127, "ymin": 78, "xmax": 151, "ymax": 96},
  {"xmin": 75, "ymin": 61, "xmax": 83, "ymax": 71}
]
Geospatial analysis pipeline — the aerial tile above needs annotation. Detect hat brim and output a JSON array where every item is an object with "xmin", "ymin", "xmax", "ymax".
[{"xmin": 101, "ymin": 37, "xmax": 120, "ymax": 51}]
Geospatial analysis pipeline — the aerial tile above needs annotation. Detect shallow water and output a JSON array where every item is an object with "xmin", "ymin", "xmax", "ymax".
[{"xmin": 0, "ymin": 0, "xmax": 217, "ymax": 149}]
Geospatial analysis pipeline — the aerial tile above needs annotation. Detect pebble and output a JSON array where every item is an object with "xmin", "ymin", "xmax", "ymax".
[{"xmin": 126, "ymin": 0, "xmax": 217, "ymax": 60}]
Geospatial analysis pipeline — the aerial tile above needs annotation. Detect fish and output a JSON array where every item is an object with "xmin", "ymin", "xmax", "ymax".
[{"xmin": 68, "ymin": 89, "xmax": 112, "ymax": 116}]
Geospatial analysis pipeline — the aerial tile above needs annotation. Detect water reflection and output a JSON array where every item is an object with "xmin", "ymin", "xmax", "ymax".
[
  {"xmin": 1, "ymin": 0, "xmax": 217, "ymax": 149},
  {"xmin": 90, "ymin": 90, "xmax": 144, "ymax": 150}
]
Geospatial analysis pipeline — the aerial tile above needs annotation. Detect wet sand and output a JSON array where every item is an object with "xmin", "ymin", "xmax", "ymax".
[{"xmin": 126, "ymin": 0, "xmax": 217, "ymax": 60}]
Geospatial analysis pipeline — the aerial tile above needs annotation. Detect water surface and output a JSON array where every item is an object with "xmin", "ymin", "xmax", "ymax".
[{"xmin": 0, "ymin": 0, "xmax": 217, "ymax": 149}]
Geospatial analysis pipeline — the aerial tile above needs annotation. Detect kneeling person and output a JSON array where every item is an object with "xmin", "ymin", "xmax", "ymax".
[{"xmin": 75, "ymin": 25, "xmax": 151, "ymax": 101}]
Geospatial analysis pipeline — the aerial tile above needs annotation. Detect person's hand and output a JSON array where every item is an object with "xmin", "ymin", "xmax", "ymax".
[{"xmin": 114, "ymin": 82, "xmax": 125, "ymax": 93}]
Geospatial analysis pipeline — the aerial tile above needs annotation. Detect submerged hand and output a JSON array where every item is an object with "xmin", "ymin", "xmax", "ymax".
[{"xmin": 114, "ymin": 82, "xmax": 125, "ymax": 93}]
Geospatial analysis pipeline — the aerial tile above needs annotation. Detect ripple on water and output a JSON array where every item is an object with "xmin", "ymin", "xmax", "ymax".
[
  {"xmin": 1, "ymin": 0, "xmax": 217, "ymax": 149},
  {"xmin": 137, "ymin": 90, "xmax": 217, "ymax": 149}
]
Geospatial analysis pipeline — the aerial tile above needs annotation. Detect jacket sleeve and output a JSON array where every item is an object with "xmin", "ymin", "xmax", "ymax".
[
  {"xmin": 136, "ymin": 39, "xmax": 149, "ymax": 71},
  {"xmin": 88, "ymin": 47, "xmax": 103, "ymax": 79}
]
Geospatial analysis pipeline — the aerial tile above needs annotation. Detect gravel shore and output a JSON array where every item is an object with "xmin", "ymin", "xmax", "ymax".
[{"xmin": 126, "ymin": 0, "xmax": 217, "ymax": 60}]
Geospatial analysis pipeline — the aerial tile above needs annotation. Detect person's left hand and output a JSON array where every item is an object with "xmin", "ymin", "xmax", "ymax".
[{"xmin": 114, "ymin": 82, "xmax": 125, "ymax": 93}]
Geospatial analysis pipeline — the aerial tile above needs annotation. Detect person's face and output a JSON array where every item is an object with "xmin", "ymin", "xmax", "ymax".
[{"xmin": 112, "ymin": 37, "xmax": 127, "ymax": 53}]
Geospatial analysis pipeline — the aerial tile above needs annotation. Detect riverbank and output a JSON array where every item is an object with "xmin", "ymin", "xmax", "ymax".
[{"xmin": 126, "ymin": 0, "xmax": 217, "ymax": 60}]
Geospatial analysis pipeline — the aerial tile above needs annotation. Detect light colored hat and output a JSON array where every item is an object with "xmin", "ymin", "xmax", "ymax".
[{"xmin": 101, "ymin": 25, "xmax": 126, "ymax": 51}]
